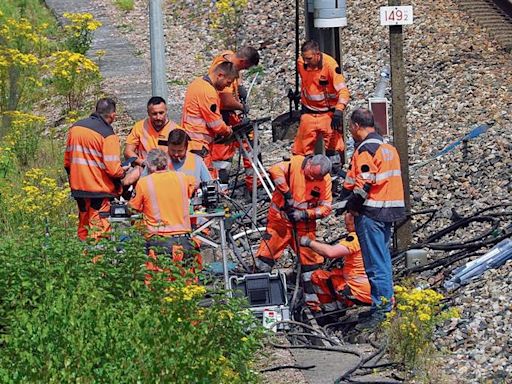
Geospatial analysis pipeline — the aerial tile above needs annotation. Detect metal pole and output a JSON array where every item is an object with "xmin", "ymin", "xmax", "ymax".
[
  {"xmin": 149, "ymin": 0, "xmax": 168, "ymax": 101},
  {"xmin": 219, "ymin": 216, "xmax": 231, "ymax": 293},
  {"xmin": 389, "ymin": 0, "xmax": 412, "ymax": 250},
  {"xmin": 252, "ymin": 122, "xmax": 259, "ymax": 229}
]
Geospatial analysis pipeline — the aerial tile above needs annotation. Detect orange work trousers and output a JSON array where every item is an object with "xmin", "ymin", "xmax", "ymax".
[
  {"xmin": 256, "ymin": 209, "xmax": 323, "ymax": 266},
  {"xmin": 292, "ymin": 112, "xmax": 344, "ymax": 155},
  {"xmin": 76, "ymin": 197, "xmax": 111, "ymax": 241},
  {"xmin": 311, "ymin": 268, "xmax": 372, "ymax": 307}
]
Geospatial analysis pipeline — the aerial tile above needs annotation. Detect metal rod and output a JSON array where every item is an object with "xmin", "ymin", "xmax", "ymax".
[
  {"xmin": 236, "ymin": 136, "xmax": 272, "ymax": 199},
  {"xmin": 149, "ymin": 0, "xmax": 168, "ymax": 101},
  {"xmin": 252, "ymin": 122, "xmax": 259, "ymax": 229},
  {"xmin": 219, "ymin": 217, "xmax": 230, "ymax": 293}
]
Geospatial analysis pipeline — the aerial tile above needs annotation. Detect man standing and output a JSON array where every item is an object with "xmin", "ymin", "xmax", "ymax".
[
  {"xmin": 299, "ymin": 213, "xmax": 371, "ymax": 312},
  {"xmin": 124, "ymin": 96, "xmax": 180, "ymax": 166},
  {"xmin": 64, "ymin": 98, "xmax": 128, "ymax": 240},
  {"xmin": 293, "ymin": 40, "xmax": 350, "ymax": 168},
  {"xmin": 209, "ymin": 47, "xmax": 260, "ymax": 185},
  {"xmin": 341, "ymin": 108, "xmax": 406, "ymax": 330},
  {"xmin": 167, "ymin": 128, "xmax": 211, "ymax": 184},
  {"xmin": 128, "ymin": 149, "xmax": 200, "ymax": 270},
  {"xmin": 181, "ymin": 62, "xmax": 237, "ymax": 176},
  {"xmin": 255, "ymin": 154, "xmax": 332, "ymax": 309}
]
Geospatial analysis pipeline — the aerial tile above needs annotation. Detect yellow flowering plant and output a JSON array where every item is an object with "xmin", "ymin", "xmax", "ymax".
[
  {"xmin": 63, "ymin": 12, "xmax": 101, "ymax": 54},
  {"xmin": 384, "ymin": 285, "xmax": 460, "ymax": 373},
  {"xmin": 48, "ymin": 50, "xmax": 100, "ymax": 110},
  {"xmin": 209, "ymin": 0, "xmax": 248, "ymax": 49},
  {"xmin": 3, "ymin": 111, "xmax": 45, "ymax": 166}
]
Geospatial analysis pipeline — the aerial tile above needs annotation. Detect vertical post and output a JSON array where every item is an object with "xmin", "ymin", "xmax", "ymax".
[
  {"xmin": 149, "ymin": 0, "xmax": 168, "ymax": 101},
  {"xmin": 252, "ymin": 123, "xmax": 259, "ymax": 229},
  {"xmin": 219, "ymin": 217, "xmax": 231, "ymax": 293},
  {"xmin": 389, "ymin": 0, "xmax": 412, "ymax": 250}
]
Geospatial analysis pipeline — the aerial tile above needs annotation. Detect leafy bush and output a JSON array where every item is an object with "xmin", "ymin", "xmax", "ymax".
[
  {"xmin": 209, "ymin": 0, "xmax": 248, "ymax": 49},
  {"xmin": 114, "ymin": 0, "xmax": 135, "ymax": 12},
  {"xmin": 0, "ymin": 228, "xmax": 263, "ymax": 383},
  {"xmin": 63, "ymin": 12, "xmax": 101, "ymax": 54}
]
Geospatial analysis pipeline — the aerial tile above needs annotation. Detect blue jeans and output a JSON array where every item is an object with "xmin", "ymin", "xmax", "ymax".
[{"xmin": 355, "ymin": 215, "xmax": 393, "ymax": 314}]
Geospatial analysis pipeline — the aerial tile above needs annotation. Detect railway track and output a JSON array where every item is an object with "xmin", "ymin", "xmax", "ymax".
[{"xmin": 458, "ymin": 0, "xmax": 512, "ymax": 50}]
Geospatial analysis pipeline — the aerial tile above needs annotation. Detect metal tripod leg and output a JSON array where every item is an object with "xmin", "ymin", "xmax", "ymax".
[{"xmin": 236, "ymin": 136, "xmax": 273, "ymax": 199}]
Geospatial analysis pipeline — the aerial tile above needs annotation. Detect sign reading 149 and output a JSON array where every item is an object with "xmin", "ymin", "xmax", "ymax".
[{"xmin": 380, "ymin": 6, "xmax": 414, "ymax": 26}]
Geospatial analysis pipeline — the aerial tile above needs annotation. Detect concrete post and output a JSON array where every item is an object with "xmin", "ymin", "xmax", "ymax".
[{"xmin": 149, "ymin": 0, "xmax": 168, "ymax": 101}]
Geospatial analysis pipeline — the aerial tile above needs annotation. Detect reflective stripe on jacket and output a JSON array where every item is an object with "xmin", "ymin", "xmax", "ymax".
[
  {"xmin": 125, "ymin": 118, "xmax": 180, "ymax": 160},
  {"xmin": 298, "ymin": 53, "xmax": 350, "ymax": 112},
  {"xmin": 269, "ymin": 155, "xmax": 332, "ymax": 220},
  {"xmin": 344, "ymin": 132, "xmax": 406, "ymax": 222},
  {"xmin": 129, "ymin": 170, "xmax": 196, "ymax": 237},
  {"xmin": 181, "ymin": 77, "xmax": 232, "ymax": 148},
  {"xmin": 64, "ymin": 113, "xmax": 124, "ymax": 198}
]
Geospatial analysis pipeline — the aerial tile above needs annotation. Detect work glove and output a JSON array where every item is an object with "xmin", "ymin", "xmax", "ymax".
[
  {"xmin": 346, "ymin": 193, "xmax": 365, "ymax": 213},
  {"xmin": 331, "ymin": 109, "xmax": 343, "ymax": 132},
  {"xmin": 299, "ymin": 236, "xmax": 312, "ymax": 247},
  {"xmin": 238, "ymin": 85, "xmax": 248, "ymax": 102},
  {"xmin": 288, "ymin": 209, "xmax": 307, "ymax": 222},
  {"xmin": 283, "ymin": 191, "xmax": 294, "ymax": 210}
]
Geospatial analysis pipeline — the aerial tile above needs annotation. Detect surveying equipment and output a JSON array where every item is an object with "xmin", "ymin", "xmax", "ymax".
[{"xmin": 229, "ymin": 271, "xmax": 290, "ymax": 329}]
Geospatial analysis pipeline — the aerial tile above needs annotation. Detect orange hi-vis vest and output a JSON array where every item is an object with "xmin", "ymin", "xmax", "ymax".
[
  {"xmin": 129, "ymin": 170, "xmax": 196, "ymax": 237},
  {"xmin": 181, "ymin": 76, "xmax": 232, "ymax": 150},
  {"xmin": 209, "ymin": 50, "xmax": 240, "ymax": 104},
  {"xmin": 64, "ymin": 113, "xmax": 125, "ymax": 198},
  {"xmin": 298, "ymin": 52, "xmax": 350, "ymax": 112},
  {"xmin": 269, "ymin": 155, "xmax": 332, "ymax": 221},
  {"xmin": 344, "ymin": 132, "xmax": 406, "ymax": 222},
  {"xmin": 125, "ymin": 118, "xmax": 180, "ymax": 161}
]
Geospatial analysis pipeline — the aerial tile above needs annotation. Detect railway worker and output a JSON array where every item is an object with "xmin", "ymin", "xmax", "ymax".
[
  {"xmin": 128, "ymin": 149, "xmax": 201, "ymax": 272},
  {"xmin": 64, "ymin": 97, "xmax": 130, "ymax": 240},
  {"xmin": 181, "ymin": 61, "xmax": 237, "ymax": 177},
  {"xmin": 167, "ymin": 128, "xmax": 211, "ymax": 184},
  {"xmin": 208, "ymin": 47, "xmax": 260, "ymax": 186},
  {"xmin": 124, "ymin": 96, "xmax": 180, "ymax": 167},
  {"xmin": 340, "ymin": 108, "xmax": 405, "ymax": 330},
  {"xmin": 255, "ymin": 154, "xmax": 332, "ymax": 310},
  {"xmin": 299, "ymin": 213, "xmax": 371, "ymax": 312},
  {"xmin": 293, "ymin": 40, "xmax": 350, "ymax": 170}
]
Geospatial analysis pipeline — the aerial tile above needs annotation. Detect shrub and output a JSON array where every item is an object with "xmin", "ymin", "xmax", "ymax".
[
  {"xmin": 209, "ymin": 0, "xmax": 248, "ymax": 49},
  {"xmin": 384, "ymin": 285, "xmax": 459, "ymax": 374},
  {"xmin": 63, "ymin": 12, "xmax": 101, "ymax": 54},
  {"xmin": 0, "ymin": 228, "xmax": 263, "ymax": 383},
  {"xmin": 3, "ymin": 111, "xmax": 45, "ymax": 167},
  {"xmin": 114, "ymin": 0, "xmax": 135, "ymax": 12}
]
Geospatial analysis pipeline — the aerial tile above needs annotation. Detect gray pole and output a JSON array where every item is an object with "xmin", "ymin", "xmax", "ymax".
[
  {"xmin": 389, "ymin": 0, "xmax": 412, "ymax": 250},
  {"xmin": 149, "ymin": 0, "xmax": 168, "ymax": 101}
]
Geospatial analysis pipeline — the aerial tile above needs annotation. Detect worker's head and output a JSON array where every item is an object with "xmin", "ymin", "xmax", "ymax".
[
  {"xmin": 95, "ymin": 97, "xmax": 117, "ymax": 124},
  {"xmin": 167, "ymin": 128, "xmax": 189, "ymax": 163},
  {"xmin": 304, "ymin": 154, "xmax": 331, "ymax": 181},
  {"xmin": 146, "ymin": 148, "xmax": 169, "ymax": 173},
  {"xmin": 349, "ymin": 108, "xmax": 375, "ymax": 142},
  {"xmin": 147, "ymin": 96, "xmax": 168, "ymax": 131},
  {"xmin": 234, "ymin": 46, "xmax": 260, "ymax": 70},
  {"xmin": 301, "ymin": 40, "xmax": 322, "ymax": 68},
  {"xmin": 344, "ymin": 213, "xmax": 355, "ymax": 232},
  {"xmin": 212, "ymin": 61, "xmax": 239, "ymax": 91}
]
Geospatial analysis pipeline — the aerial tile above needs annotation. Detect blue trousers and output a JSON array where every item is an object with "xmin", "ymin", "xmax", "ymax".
[{"xmin": 355, "ymin": 215, "xmax": 393, "ymax": 313}]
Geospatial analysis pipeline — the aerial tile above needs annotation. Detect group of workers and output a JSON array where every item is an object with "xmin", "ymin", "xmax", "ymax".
[{"xmin": 64, "ymin": 39, "xmax": 406, "ymax": 330}]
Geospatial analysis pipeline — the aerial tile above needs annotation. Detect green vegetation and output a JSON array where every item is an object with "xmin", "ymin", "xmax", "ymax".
[{"xmin": 114, "ymin": 0, "xmax": 135, "ymax": 12}]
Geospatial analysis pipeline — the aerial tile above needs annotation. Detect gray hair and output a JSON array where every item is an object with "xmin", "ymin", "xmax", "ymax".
[
  {"xmin": 146, "ymin": 149, "xmax": 169, "ymax": 172},
  {"xmin": 309, "ymin": 154, "xmax": 332, "ymax": 176}
]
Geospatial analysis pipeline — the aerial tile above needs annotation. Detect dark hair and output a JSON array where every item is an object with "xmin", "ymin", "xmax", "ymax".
[
  {"xmin": 168, "ymin": 128, "xmax": 189, "ymax": 146},
  {"xmin": 213, "ymin": 61, "xmax": 239, "ymax": 79},
  {"xmin": 301, "ymin": 40, "xmax": 320, "ymax": 54},
  {"xmin": 350, "ymin": 108, "xmax": 375, "ymax": 128},
  {"xmin": 236, "ymin": 46, "xmax": 260, "ymax": 66},
  {"xmin": 95, "ymin": 98, "xmax": 116, "ymax": 118},
  {"xmin": 147, "ymin": 96, "xmax": 166, "ymax": 108}
]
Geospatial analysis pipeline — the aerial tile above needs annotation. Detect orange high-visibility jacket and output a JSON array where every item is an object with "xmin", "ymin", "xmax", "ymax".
[
  {"xmin": 129, "ymin": 170, "xmax": 196, "ymax": 237},
  {"xmin": 209, "ymin": 50, "xmax": 240, "ymax": 104},
  {"xmin": 298, "ymin": 52, "xmax": 350, "ymax": 112},
  {"xmin": 181, "ymin": 76, "xmax": 232, "ymax": 149},
  {"xmin": 125, "ymin": 118, "xmax": 180, "ymax": 161},
  {"xmin": 168, "ymin": 153, "xmax": 211, "ymax": 184},
  {"xmin": 344, "ymin": 132, "xmax": 406, "ymax": 222},
  {"xmin": 64, "ymin": 113, "xmax": 125, "ymax": 198},
  {"xmin": 269, "ymin": 155, "xmax": 332, "ymax": 220}
]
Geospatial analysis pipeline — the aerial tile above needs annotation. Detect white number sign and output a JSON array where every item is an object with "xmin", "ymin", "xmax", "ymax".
[{"xmin": 380, "ymin": 6, "xmax": 413, "ymax": 26}]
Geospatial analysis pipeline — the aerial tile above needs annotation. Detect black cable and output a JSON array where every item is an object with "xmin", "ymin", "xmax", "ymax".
[{"xmin": 260, "ymin": 364, "xmax": 315, "ymax": 373}]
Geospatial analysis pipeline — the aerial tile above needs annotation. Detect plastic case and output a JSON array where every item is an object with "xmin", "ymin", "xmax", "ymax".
[{"xmin": 229, "ymin": 272, "xmax": 290, "ymax": 327}]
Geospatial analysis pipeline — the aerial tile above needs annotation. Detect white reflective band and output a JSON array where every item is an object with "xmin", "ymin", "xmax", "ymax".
[
  {"xmin": 302, "ymin": 104, "xmax": 330, "ymax": 112},
  {"xmin": 363, "ymin": 199, "xmax": 405, "ymax": 208},
  {"xmin": 302, "ymin": 271, "xmax": 314, "ymax": 281},
  {"xmin": 360, "ymin": 172, "xmax": 376, "ymax": 182},
  {"xmin": 346, "ymin": 275, "xmax": 368, "ymax": 284},
  {"xmin": 354, "ymin": 188, "xmax": 368, "ymax": 199},
  {"xmin": 338, "ymin": 97, "xmax": 349, "ymax": 105},
  {"xmin": 314, "ymin": 208, "xmax": 322, "ymax": 217},
  {"xmin": 185, "ymin": 115, "xmax": 207, "ymax": 126},
  {"xmin": 71, "ymin": 157, "xmax": 105, "ymax": 169},
  {"xmin": 320, "ymin": 200, "xmax": 332, "ymax": 207},
  {"xmin": 293, "ymin": 201, "xmax": 308, "ymax": 209},
  {"xmin": 375, "ymin": 170, "xmax": 402, "ymax": 182},
  {"xmin": 273, "ymin": 176, "xmax": 286, "ymax": 186},
  {"xmin": 304, "ymin": 93, "xmax": 326, "ymax": 101},
  {"xmin": 206, "ymin": 119, "xmax": 223, "ymax": 129},
  {"xmin": 360, "ymin": 138, "xmax": 383, "ymax": 146},
  {"xmin": 66, "ymin": 145, "xmax": 102, "ymax": 157},
  {"xmin": 103, "ymin": 155, "xmax": 120, "ymax": 162},
  {"xmin": 334, "ymin": 82, "xmax": 347, "ymax": 91},
  {"xmin": 186, "ymin": 131, "xmax": 213, "ymax": 144},
  {"xmin": 327, "ymin": 93, "xmax": 337, "ymax": 99},
  {"xmin": 344, "ymin": 176, "xmax": 356, "ymax": 185}
]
